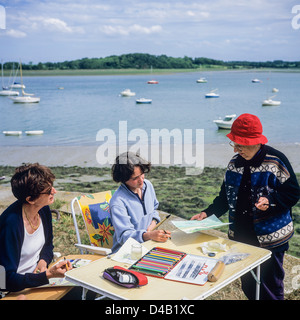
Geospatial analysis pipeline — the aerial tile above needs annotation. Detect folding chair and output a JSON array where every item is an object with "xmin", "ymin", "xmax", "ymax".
[{"xmin": 71, "ymin": 190, "xmax": 115, "ymax": 256}]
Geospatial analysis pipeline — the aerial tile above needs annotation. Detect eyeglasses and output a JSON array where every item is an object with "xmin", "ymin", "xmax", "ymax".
[
  {"xmin": 129, "ymin": 173, "xmax": 145, "ymax": 181},
  {"xmin": 39, "ymin": 186, "xmax": 54, "ymax": 195},
  {"xmin": 229, "ymin": 141, "xmax": 247, "ymax": 151}
]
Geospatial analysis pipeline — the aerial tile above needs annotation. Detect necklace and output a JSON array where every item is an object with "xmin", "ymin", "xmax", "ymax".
[{"xmin": 23, "ymin": 206, "xmax": 40, "ymax": 231}]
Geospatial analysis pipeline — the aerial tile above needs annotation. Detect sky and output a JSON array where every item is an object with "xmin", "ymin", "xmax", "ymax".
[{"xmin": 0, "ymin": 0, "xmax": 300, "ymax": 64}]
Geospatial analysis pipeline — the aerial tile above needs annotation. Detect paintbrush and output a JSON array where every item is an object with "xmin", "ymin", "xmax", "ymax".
[{"xmin": 152, "ymin": 214, "xmax": 171, "ymax": 230}]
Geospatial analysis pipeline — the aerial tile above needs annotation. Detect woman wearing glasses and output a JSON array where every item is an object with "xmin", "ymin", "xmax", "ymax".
[
  {"xmin": 110, "ymin": 152, "xmax": 171, "ymax": 253},
  {"xmin": 192, "ymin": 113, "xmax": 300, "ymax": 300},
  {"xmin": 0, "ymin": 163, "xmax": 71, "ymax": 293}
]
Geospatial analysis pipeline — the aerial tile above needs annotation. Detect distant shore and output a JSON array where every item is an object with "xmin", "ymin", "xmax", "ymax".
[
  {"xmin": 1, "ymin": 143, "xmax": 300, "ymax": 172},
  {"xmin": 3, "ymin": 67, "xmax": 300, "ymax": 77}
]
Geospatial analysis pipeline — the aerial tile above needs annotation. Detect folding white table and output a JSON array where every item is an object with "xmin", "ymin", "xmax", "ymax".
[{"xmin": 65, "ymin": 230, "xmax": 271, "ymax": 300}]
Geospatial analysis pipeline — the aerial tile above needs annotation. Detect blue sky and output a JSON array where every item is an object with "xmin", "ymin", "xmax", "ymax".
[{"xmin": 0, "ymin": 0, "xmax": 300, "ymax": 63}]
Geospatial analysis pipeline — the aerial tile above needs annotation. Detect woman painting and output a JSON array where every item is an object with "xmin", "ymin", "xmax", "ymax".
[{"xmin": 0, "ymin": 163, "xmax": 71, "ymax": 293}]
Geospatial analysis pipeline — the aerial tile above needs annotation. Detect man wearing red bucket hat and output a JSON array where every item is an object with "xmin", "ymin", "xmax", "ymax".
[{"xmin": 192, "ymin": 113, "xmax": 300, "ymax": 300}]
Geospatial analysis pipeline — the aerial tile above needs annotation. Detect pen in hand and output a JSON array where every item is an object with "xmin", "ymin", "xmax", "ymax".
[
  {"xmin": 164, "ymin": 230, "xmax": 171, "ymax": 240},
  {"xmin": 64, "ymin": 257, "xmax": 69, "ymax": 271}
]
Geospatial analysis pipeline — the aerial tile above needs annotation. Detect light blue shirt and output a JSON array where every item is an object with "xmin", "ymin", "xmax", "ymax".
[{"xmin": 110, "ymin": 179, "xmax": 160, "ymax": 253}]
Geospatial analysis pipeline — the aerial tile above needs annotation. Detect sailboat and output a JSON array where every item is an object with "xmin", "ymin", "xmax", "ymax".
[
  {"xmin": 10, "ymin": 61, "xmax": 40, "ymax": 103},
  {"xmin": 147, "ymin": 66, "xmax": 158, "ymax": 84},
  {"xmin": 205, "ymin": 89, "xmax": 219, "ymax": 98},
  {"xmin": 262, "ymin": 95, "xmax": 281, "ymax": 106},
  {"xmin": 0, "ymin": 61, "xmax": 19, "ymax": 96}
]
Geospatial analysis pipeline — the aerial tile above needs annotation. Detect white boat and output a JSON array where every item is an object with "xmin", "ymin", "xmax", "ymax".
[
  {"xmin": 120, "ymin": 89, "xmax": 136, "ymax": 97},
  {"xmin": 213, "ymin": 114, "xmax": 237, "ymax": 130},
  {"xmin": 10, "ymin": 82, "xmax": 25, "ymax": 89},
  {"xmin": 3, "ymin": 131, "xmax": 22, "ymax": 136},
  {"xmin": 0, "ymin": 89, "xmax": 19, "ymax": 96},
  {"xmin": 262, "ymin": 96, "xmax": 281, "ymax": 106},
  {"xmin": 25, "ymin": 130, "xmax": 44, "ymax": 135},
  {"xmin": 9, "ymin": 60, "xmax": 40, "ymax": 103},
  {"xmin": 196, "ymin": 77, "xmax": 207, "ymax": 83},
  {"xmin": 252, "ymin": 78, "xmax": 261, "ymax": 83},
  {"xmin": 272, "ymin": 88, "xmax": 279, "ymax": 92},
  {"xmin": 10, "ymin": 95, "xmax": 40, "ymax": 103},
  {"xmin": 136, "ymin": 98, "xmax": 152, "ymax": 104},
  {"xmin": 205, "ymin": 89, "xmax": 219, "ymax": 98}
]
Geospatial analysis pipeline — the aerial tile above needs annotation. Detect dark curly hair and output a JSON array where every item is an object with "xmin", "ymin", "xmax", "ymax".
[
  {"xmin": 112, "ymin": 152, "xmax": 151, "ymax": 184},
  {"xmin": 11, "ymin": 163, "xmax": 55, "ymax": 203}
]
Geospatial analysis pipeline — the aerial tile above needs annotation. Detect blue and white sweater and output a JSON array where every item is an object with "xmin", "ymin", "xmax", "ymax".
[
  {"xmin": 110, "ymin": 179, "xmax": 160, "ymax": 253},
  {"xmin": 204, "ymin": 145, "xmax": 300, "ymax": 249}
]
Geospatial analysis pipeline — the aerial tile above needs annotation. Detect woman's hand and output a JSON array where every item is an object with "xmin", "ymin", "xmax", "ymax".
[
  {"xmin": 34, "ymin": 259, "xmax": 47, "ymax": 274},
  {"xmin": 191, "ymin": 212, "xmax": 207, "ymax": 221},
  {"xmin": 143, "ymin": 229, "xmax": 171, "ymax": 242},
  {"xmin": 46, "ymin": 260, "xmax": 72, "ymax": 279},
  {"xmin": 255, "ymin": 197, "xmax": 270, "ymax": 211}
]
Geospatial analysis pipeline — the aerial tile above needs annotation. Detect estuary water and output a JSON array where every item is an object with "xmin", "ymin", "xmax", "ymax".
[{"xmin": 0, "ymin": 70, "xmax": 299, "ymax": 147}]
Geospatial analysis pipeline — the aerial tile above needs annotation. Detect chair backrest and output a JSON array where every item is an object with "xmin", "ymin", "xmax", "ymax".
[{"xmin": 71, "ymin": 190, "xmax": 115, "ymax": 250}]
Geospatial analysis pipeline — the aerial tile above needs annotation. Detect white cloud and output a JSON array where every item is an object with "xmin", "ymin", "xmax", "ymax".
[
  {"xmin": 100, "ymin": 24, "xmax": 162, "ymax": 36},
  {"xmin": 5, "ymin": 29, "xmax": 27, "ymax": 38},
  {"xmin": 42, "ymin": 18, "xmax": 73, "ymax": 33}
]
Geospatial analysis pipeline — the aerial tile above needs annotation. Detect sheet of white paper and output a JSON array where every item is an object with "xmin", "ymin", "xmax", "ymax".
[
  {"xmin": 164, "ymin": 254, "xmax": 217, "ymax": 285},
  {"xmin": 172, "ymin": 215, "xmax": 231, "ymax": 234},
  {"xmin": 111, "ymin": 237, "xmax": 149, "ymax": 264}
]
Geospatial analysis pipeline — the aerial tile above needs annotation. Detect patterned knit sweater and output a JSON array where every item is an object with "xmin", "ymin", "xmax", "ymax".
[{"xmin": 204, "ymin": 145, "xmax": 300, "ymax": 249}]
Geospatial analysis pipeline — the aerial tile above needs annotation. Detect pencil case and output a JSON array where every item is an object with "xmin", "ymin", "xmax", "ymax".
[{"xmin": 103, "ymin": 266, "xmax": 148, "ymax": 288}]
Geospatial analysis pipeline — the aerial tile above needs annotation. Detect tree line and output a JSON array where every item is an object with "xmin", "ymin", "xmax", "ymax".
[{"xmin": 3, "ymin": 53, "xmax": 300, "ymax": 70}]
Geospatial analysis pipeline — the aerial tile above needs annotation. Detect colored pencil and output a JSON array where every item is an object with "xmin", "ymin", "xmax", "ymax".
[{"xmin": 131, "ymin": 264, "xmax": 165, "ymax": 275}]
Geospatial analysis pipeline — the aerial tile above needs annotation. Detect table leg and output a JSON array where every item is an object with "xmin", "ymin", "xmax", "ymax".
[
  {"xmin": 255, "ymin": 265, "xmax": 261, "ymax": 300},
  {"xmin": 81, "ymin": 287, "xmax": 87, "ymax": 300},
  {"xmin": 250, "ymin": 265, "xmax": 261, "ymax": 300}
]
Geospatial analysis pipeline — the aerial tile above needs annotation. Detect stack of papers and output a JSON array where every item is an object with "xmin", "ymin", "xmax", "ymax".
[{"xmin": 172, "ymin": 215, "xmax": 231, "ymax": 234}]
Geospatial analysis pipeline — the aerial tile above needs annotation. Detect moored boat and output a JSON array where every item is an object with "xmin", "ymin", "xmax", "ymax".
[
  {"xmin": 136, "ymin": 98, "xmax": 152, "ymax": 104},
  {"xmin": 262, "ymin": 98, "xmax": 281, "ymax": 106},
  {"xmin": 147, "ymin": 80, "xmax": 158, "ymax": 84},
  {"xmin": 205, "ymin": 89, "xmax": 219, "ymax": 98},
  {"xmin": 196, "ymin": 77, "xmax": 207, "ymax": 83},
  {"xmin": 213, "ymin": 114, "xmax": 236, "ymax": 129},
  {"xmin": 25, "ymin": 130, "xmax": 44, "ymax": 135},
  {"xmin": 120, "ymin": 89, "xmax": 136, "ymax": 97},
  {"xmin": 10, "ymin": 96, "xmax": 40, "ymax": 103},
  {"xmin": 9, "ymin": 60, "xmax": 40, "ymax": 103},
  {"xmin": 3, "ymin": 131, "xmax": 22, "ymax": 136},
  {"xmin": 0, "ymin": 89, "xmax": 19, "ymax": 96}
]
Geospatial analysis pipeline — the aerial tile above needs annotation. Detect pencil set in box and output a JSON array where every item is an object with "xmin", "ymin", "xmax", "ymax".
[
  {"xmin": 129, "ymin": 247, "xmax": 186, "ymax": 278},
  {"xmin": 129, "ymin": 247, "xmax": 218, "ymax": 285}
]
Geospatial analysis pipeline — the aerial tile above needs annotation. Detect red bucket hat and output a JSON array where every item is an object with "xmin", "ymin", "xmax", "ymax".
[{"xmin": 226, "ymin": 113, "xmax": 268, "ymax": 145}]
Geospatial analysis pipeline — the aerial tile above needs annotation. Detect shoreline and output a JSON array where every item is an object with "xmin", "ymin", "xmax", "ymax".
[
  {"xmin": 1, "ymin": 143, "xmax": 300, "ymax": 172},
  {"xmin": 4, "ymin": 67, "xmax": 300, "ymax": 77}
]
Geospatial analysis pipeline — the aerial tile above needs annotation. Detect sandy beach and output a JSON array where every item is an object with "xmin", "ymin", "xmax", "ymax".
[{"xmin": 1, "ymin": 143, "xmax": 300, "ymax": 172}]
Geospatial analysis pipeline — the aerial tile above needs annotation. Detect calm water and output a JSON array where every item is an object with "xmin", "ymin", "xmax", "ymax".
[{"xmin": 0, "ymin": 70, "xmax": 299, "ymax": 146}]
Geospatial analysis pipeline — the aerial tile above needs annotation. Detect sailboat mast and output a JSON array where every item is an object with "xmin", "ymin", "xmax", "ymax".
[
  {"xmin": 20, "ymin": 60, "xmax": 25, "ymax": 96},
  {"xmin": 1, "ymin": 60, "xmax": 4, "ymax": 89}
]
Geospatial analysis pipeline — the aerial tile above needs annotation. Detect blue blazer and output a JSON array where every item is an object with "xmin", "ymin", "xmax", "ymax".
[{"xmin": 0, "ymin": 201, "xmax": 54, "ymax": 292}]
